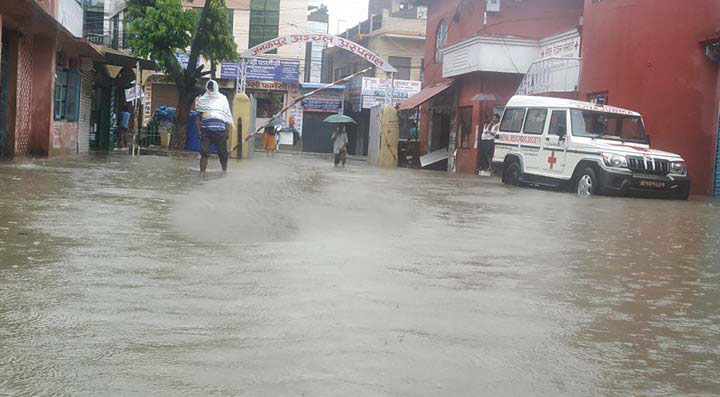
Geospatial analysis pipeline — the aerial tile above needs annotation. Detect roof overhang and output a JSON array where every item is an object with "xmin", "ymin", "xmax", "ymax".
[
  {"xmin": 398, "ymin": 80, "xmax": 453, "ymax": 111},
  {"xmin": 101, "ymin": 47, "xmax": 157, "ymax": 70}
]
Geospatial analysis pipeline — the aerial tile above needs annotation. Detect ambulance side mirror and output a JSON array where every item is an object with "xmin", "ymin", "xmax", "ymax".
[{"xmin": 557, "ymin": 125, "xmax": 567, "ymax": 140}]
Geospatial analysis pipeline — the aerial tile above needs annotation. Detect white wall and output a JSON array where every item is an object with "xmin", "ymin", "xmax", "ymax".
[
  {"xmin": 58, "ymin": 0, "xmax": 84, "ymax": 37},
  {"xmin": 306, "ymin": 19, "xmax": 328, "ymax": 82}
]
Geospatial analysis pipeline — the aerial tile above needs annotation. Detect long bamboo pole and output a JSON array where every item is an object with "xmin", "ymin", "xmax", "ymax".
[{"xmin": 241, "ymin": 66, "xmax": 373, "ymax": 145}]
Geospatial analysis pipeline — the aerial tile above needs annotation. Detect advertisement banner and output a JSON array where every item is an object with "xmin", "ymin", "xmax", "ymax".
[{"xmin": 361, "ymin": 77, "xmax": 422, "ymax": 100}]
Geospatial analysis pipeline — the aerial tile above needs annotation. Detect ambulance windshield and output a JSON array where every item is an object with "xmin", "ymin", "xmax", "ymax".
[{"xmin": 571, "ymin": 109, "xmax": 648, "ymax": 144}]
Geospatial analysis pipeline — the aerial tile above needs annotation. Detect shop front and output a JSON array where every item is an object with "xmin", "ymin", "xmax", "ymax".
[
  {"xmin": 346, "ymin": 76, "xmax": 421, "ymax": 156},
  {"xmin": 220, "ymin": 58, "xmax": 301, "ymax": 150}
]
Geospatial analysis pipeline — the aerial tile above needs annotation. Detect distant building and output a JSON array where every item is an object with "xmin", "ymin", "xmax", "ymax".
[
  {"xmin": 305, "ymin": 4, "xmax": 329, "ymax": 83},
  {"xmin": 319, "ymin": 1, "xmax": 426, "ymax": 155}
]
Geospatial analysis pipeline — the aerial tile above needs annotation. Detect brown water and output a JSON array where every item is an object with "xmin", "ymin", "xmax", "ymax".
[{"xmin": 1, "ymin": 153, "xmax": 719, "ymax": 396}]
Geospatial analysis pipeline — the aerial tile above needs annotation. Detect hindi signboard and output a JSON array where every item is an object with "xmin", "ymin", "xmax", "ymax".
[
  {"xmin": 221, "ymin": 59, "xmax": 300, "ymax": 83},
  {"xmin": 241, "ymin": 34, "xmax": 397, "ymax": 74}
]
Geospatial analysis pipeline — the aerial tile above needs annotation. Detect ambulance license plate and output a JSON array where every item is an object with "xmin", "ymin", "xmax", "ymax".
[{"xmin": 638, "ymin": 180, "xmax": 666, "ymax": 189}]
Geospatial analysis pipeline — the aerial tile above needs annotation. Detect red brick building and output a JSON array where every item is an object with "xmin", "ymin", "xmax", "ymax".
[
  {"xmin": 410, "ymin": 0, "xmax": 720, "ymax": 195},
  {"xmin": 409, "ymin": 0, "xmax": 583, "ymax": 173},
  {"xmin": 0, "ymin": 0, "xmax": 99, "ymax": 159},
  {"xmin": 579, "ymin": 0, "xmax": 720, "ymax": 195}
]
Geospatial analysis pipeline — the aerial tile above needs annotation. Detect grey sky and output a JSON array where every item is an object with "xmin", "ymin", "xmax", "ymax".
[{"xmin": 322, "ymin": 0, "xmax": 369, "ymax": 35}]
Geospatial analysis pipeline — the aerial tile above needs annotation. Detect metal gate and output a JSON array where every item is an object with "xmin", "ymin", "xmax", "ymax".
[
  {"xmin": 302, "ymin": 112, "xmax": 333, "ymax": 154},
  {"xmin": 0, "ymin": 34, "xmax": 9, "ymax": 158}
]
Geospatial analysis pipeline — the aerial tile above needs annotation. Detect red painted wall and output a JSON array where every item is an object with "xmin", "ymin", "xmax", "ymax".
[
  {"xmin": 453, "ymin": 72, "xmax": 523, "ymax": 174},
  {"xmin": 30, "ymin": 36, "xmax": 55, "ymax": 156},
  {"xmin": 579, "ymin": 0, "xmax": 720, "ymax": 194},
  {"xmin": 423, "ymin": 0, "xmax": 584, "ymax": 90}
]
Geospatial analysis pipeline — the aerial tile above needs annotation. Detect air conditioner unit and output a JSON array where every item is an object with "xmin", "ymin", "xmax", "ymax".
[{"xmin": 486, "ymin": 0, "xmax": 501, "ymax": 13}]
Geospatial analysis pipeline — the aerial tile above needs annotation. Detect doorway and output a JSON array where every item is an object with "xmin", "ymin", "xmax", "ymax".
[
  {"xmin": 302, "ymin": 112, "xmax": 332, "ymax": 154},
  {"xmin": 430, "ymin": 112, "xmax": 450, "ymax": 152}
]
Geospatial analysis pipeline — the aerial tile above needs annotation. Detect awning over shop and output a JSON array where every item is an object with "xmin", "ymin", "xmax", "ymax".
[
  {"xmin": 101, "ymin": 47, "xmax": 157, "ymax": 70},
  {"xmin": 398, "ymin": 80, "xmax": 453, "ymax": 111}
]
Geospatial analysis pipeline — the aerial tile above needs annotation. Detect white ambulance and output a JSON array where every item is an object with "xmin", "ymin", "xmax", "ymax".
[{"xmin": 493, "ymin": 96, "xmax": 691, "ymax": 199}]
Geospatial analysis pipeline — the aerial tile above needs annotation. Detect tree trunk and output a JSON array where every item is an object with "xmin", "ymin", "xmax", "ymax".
[{"xmin": 171, "ymin": 92, "xmax": 195, "ymax": 150}]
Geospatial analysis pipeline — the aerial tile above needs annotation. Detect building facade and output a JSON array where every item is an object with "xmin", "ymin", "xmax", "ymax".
[
  {"xmin": 414, "ymin": 0, "xmax": 582, "ymax": 173},
  {"xmin": 1, "ymin": 0, "xmax": 100, "ymax": 159}
]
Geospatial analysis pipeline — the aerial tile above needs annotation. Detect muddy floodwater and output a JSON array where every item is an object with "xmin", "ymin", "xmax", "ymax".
[{"xmin": 1, "ymin": 154, "xmax": 719, "ymax": 396}]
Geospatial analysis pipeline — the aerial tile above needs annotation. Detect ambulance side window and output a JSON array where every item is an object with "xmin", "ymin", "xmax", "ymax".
[
  {"xmin": 523, "ymin": 109, "xmax": 548, "ymax": 135},
  {"xmin": 500, "ymin": 108, "xmax": 526, "ymax": 133},
  {"xmin": 548, "ymin": 110, "xmax": 568, "ymax": 136}
]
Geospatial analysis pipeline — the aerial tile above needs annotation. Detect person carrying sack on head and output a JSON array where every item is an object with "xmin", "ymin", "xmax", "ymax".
[{"xmin": 195, "ymin": 80, "xmax": 234, "ymax": 176}]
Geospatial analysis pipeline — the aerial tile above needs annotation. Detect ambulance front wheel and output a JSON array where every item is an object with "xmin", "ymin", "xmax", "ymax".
[
  {"xmin": 503, "ymin": 161, "xmax": 522, "ymax": 186},
  {"xmin": 576, "ymin": 167, "xmax": 601, "ymax": 197}
]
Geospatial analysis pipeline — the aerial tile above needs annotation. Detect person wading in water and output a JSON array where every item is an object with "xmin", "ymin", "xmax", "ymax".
[
  {"xmin": 195, "ymin": 80, "xmax": 234, "ymax": 176},
  {"xmin": 331, "ymin": 125, "xmax": 349, "ymax": 167}
]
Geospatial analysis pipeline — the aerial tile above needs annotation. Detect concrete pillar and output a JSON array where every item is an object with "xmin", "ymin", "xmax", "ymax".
[
  {"xmin": 30, "ymin": 36, "xmax": 56, "ymax": 156},
  {"xmin": 379, "ymin": 104, "xmax": 398, "ymax": 168},
  {"xmin": 231, "ymin": 92, "xmax": 250, "ymax": 159}
]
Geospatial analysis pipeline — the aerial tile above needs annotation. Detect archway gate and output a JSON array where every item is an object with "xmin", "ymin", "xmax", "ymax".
[{"xmin": 237, "ymin": 33, "xmax": 398, "ymax": 102}]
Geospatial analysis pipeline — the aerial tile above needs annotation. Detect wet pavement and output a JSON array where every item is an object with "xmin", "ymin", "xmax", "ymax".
[{"xmin": 1, "ymin": 153, "xmax": 719, "ymax": 396}]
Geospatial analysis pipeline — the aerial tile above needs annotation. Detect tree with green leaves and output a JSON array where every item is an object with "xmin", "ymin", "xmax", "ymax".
[{"xmin": 126, "ymin": 0, "xmax": 237, "ymax": 149}]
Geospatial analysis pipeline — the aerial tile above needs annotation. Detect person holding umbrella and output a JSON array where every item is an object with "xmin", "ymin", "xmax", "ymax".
[
  {"xmin": 324, "ymin": 114, "xmax": 356, "ymax": 168},
  {"xmin": 332, "ymin": 125, "xmax": 349, "ymax": 167}
]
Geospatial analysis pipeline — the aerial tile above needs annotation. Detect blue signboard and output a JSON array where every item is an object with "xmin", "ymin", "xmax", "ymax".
[
  {"xmin": 221, "ymin": 58, "xmax": 300, "ymax": 83},
  {"xmin": 303, "ymin": 99, "xmax": 342, "ymax": 112},
  {"xmin": 175, "ymin": 52, "xmax": 189, "ymax": 69}
]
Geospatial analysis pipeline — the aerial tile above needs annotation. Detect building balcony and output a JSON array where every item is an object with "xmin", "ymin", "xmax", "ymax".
[
  {"xmin": 84, "ymin": 31, "xmax": 129, "ymax": 51},
  {"xmin": 515, "ymin": 57, "xmax": 581, "ymax": 96}
]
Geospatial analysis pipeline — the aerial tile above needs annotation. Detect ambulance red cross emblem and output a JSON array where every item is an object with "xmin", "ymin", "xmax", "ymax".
[{"xmin": 547, "ymin": 151, "xmax": 557, "ymax": 170}]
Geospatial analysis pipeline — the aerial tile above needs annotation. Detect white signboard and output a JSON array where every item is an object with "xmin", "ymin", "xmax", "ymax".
[
  {"xmin": 539, "ymin": 30, "xmax": 581, "ymax": 60},
  {"xmin": 361, "ymin": 78, "xmax": 422, "ymax": 100}
]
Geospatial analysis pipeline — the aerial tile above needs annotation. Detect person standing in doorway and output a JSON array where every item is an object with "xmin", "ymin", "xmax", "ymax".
[
  {"xmin": 195, "ymin": 80, "xmax": 233, "ymax": 176},
  {"xmin": 331, "ymin": 125, "xmax": 349, "ymax": 167},
  {"xmin": 117, "ymin": 106, "xmax": 131, "ymax": 149},
  {"xmin": 479, "ymin": 113, "xmax": 500, "ymax": 173}
]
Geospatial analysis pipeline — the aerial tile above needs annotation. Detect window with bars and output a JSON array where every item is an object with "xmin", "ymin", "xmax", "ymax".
[
  {"xmin": 54, "ymin": 67, "xmax": 80, "ymax": 122},
  {"xmin": 249, "ymin": 0, "xmax": 280, "ymax": 53}
]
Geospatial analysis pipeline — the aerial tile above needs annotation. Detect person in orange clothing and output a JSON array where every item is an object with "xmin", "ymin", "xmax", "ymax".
[{"xmin": 263, "ymin": 125, "xmax": 278, "ymax": 157}]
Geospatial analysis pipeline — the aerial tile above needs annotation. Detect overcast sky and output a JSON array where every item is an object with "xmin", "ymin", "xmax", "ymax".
[{"xmin": 323, "ymin": 0, "xmax": 369, "ymax": 35}]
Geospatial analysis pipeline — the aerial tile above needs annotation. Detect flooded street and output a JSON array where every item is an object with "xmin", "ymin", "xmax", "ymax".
[{"xmin": 1, "ymin": 153, "xmax": 719, "ymax": 396}]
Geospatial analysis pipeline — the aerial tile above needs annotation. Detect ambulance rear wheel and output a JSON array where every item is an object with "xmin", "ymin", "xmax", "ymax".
[
  {"xmin": 503, "ymin": 162, "xmax": 522, "ymax": 186},
  {"xmin": 576, "ymin": 167, "xmax": 599, "ymax": 197}
]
